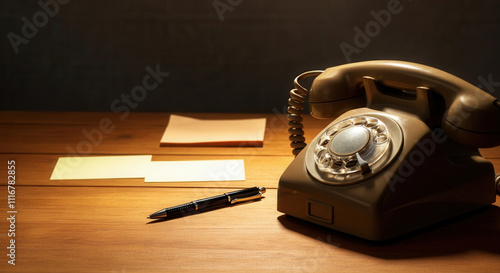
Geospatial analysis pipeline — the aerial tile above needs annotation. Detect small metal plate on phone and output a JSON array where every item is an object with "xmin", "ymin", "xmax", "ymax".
[{"xmin": 307, "ymin": 199, "xmax": 333, "ymax": 224}]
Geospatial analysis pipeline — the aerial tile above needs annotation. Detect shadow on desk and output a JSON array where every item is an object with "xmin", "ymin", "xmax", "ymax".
[{"xmin": 278, "ymin": 205, "xmax": 500, "ymax": 259}]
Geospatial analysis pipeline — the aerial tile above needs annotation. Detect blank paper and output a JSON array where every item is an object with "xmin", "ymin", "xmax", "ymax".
[
  {"xmin": 145, "ymin": 159, "xmax": 245, "ymax": 182},
  {"xmin": 160, "ymin": 115, "xmax": 266, "ymax": 147},
  {"xmin": 50, "ymin": 155, "xmax": 152, "ymax": 180}
]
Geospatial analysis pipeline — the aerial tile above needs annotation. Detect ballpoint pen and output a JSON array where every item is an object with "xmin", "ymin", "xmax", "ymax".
[{"xmin": 147, "ymin": 186, "xmax": 266, "ymax": 219}]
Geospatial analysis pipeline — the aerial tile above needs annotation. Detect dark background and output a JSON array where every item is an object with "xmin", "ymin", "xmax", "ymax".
[{"xmin": 2, "ymin": 0, "xmax": 500, "ymax": 113}]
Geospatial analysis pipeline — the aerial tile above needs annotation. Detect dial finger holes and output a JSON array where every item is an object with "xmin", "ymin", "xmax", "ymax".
[
  {"xmin": 319, "ymin": 135, "xmax": 330, "ymax": 146},
  {"xmin": 314, "ymin": 145, "xmax": 326, "ymax": 155},
  {"xmin": 374, "ymin": 134, "xmax": 388, "ymax": 143},
  {"xmin": 345, "ymin": 159, "xmax": 358, "ymax": 168},
  {"xmin": 365, "ymin": 118, "xmax": 378, "ymax": 128},
  {"xmin": 332, "ymin": 160, "xmax": 344, "ymax": 168},
  {"xmin": 338, "ymin": 120, "xmax": 353, "ymax": 129},
  {"xmin": 319, "ymin": 153, "xmax": 332, "ymax": 166},
  {"xmin": 326, "ymin": 125, "xmax": 338, "ymax": 137},
  {"xmin": 353, "ymin": 117, "xmax": 367, "ymax": 126},
  {"xmin": 308, "ymin": 114, "xmax": 401, "ymax": 185},
  {"xmin": 316, "ymin": 152, "xmax": 334, "ymax": 173},
  {"xmin": 313, "ymin": 115, "xmax": 393, "ymax": 179},
  {"xmin": 373, "ymin": 124, "xmax": 387, "ymax": 134}
]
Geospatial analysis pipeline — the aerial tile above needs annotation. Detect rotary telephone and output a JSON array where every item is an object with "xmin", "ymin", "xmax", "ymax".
[{"xmin": 277, "ymin": 60, "xmax": 500, "ymax": 241}]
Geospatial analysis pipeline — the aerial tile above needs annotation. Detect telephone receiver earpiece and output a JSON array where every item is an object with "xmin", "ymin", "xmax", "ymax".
[{"xmin": 308, "ymin": 60, "xmax": 500, "ymax": 148}]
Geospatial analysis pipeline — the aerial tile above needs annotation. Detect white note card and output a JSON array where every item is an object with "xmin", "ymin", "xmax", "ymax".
[
  {"xmin": 145, "ymin": 159, "xmax": 245, "ymax": 182},
  {"xmin": 50, "ymin": 155, "xmax": 152, "ymax": 180}
]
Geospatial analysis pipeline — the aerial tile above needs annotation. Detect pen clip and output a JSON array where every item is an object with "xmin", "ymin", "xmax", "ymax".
[{"xmin": 230, "ymin": 193, "xmax": 263, "ymax": 205}]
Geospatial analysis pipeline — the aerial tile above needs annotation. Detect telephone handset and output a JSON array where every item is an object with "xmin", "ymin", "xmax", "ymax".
[{"xmin": 278, "ymin": 60, "xmax": 500, "ymax": 241}]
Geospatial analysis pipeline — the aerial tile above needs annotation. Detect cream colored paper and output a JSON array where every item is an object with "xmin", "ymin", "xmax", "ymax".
[
  {"xmin": 160, "ymin": 115, "xmax": 266, "ymax": 146},
  {"xmin": 50, "ymin": 155, "xmax": 152, "ymax": 180},
  {"xmin": 145, "ymin": 159, "xmax": 245, "ymax": 182}
]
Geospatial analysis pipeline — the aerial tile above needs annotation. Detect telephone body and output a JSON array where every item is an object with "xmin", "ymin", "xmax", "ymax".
[{"xmin": 277, "ymin": 60, "xmax": 500, "ymax": 241}]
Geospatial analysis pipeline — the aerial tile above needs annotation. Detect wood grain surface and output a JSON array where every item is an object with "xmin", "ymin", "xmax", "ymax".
[{"xmin": 0, "ymin": 111, "xmax": 499, "ymax": 272}]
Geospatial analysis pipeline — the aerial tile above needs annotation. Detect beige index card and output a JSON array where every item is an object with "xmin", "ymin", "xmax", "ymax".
[
  {"xmin": 160, "ymin": 115, "xmax": 266, "ymax": 147},
  {"xmin": 50, "ymin": 155, "xmax": 152, "ymax": 180}
]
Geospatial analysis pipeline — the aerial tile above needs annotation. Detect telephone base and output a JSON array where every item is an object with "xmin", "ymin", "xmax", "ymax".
[{"xmin": 278, "ymin": 110, "xmax": 496, "ymax": 241}]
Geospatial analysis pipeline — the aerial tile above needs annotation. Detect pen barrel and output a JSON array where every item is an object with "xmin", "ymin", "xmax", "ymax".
[
  {"xmin": 193, "ymin": 187, "xmax": 261, "ymax": 209},
  {"xmin": 193, "ymin": 195, "xmax": 229, "ymax": 210},
  {"xmin": 226, "ymin": 187, "xmax": 261, "ymax": 200},
  {"xmin": 164, "ymin": 202, "xmax": 198, "ymax": 217}
]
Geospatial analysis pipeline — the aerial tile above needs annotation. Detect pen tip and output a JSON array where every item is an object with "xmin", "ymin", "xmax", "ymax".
[{"xmin": 147, "ymin": 216, "xmax": 150, "ymax": 219}]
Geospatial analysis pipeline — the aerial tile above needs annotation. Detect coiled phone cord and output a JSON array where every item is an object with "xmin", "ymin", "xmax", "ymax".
[{"xmin": 287, "ymin": 70, "xmax": 323, "ymax": 156}]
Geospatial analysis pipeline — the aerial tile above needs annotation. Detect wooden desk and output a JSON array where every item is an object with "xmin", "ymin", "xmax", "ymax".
[{"xmin": 1, "ymin": 111, "xmax": 499, "ymax": 272}]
